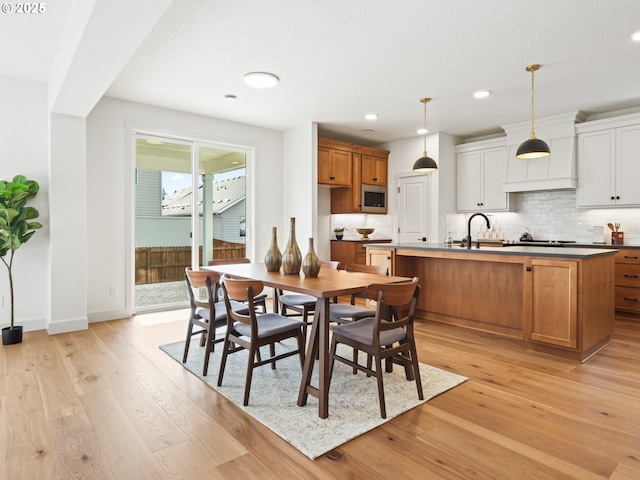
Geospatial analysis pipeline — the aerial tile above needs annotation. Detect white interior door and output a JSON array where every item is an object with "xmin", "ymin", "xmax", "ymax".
[{"xmin": 396, "ymin": 173, "xmax": 431, "ymax": 243}]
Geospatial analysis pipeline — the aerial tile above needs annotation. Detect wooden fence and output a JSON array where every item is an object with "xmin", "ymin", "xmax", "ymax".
[{"xmin": 135, "ymin": 240, "xmax": 246, "ymax": 285}]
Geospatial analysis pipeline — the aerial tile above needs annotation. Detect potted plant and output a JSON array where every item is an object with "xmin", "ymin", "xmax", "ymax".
[
  {"xmin": 333, "ymin": 227, "xmax": 345, "ymax": 240},
  {"xmin": 0, "ymin": 175, "xmax": 42, "ymax": 345}
]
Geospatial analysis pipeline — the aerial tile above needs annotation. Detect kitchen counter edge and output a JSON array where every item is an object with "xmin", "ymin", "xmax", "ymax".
[{"xmin": 364, "ymin": 242, "xmax": 617, "ymax": 258}]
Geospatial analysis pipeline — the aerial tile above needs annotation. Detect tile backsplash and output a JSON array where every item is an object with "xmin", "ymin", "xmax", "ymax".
[
  {"xmin": 330, "ymin": 213, "xmax": 394, "ymax": 240},
  {"xmin": 446, "ymin": 190, "xmax": 640, "ymax": 244}
]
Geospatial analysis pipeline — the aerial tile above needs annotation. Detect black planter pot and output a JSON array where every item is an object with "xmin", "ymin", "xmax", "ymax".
[{"xmin": 2, "ymin": 325, "xmax": 23, "ymax": 345}]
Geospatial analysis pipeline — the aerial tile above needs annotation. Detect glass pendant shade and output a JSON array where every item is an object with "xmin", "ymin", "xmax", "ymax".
[
  {"xmin": 413, "ymin": 97, "xmax": 437, "ymax": 172},
  {"xmin": 517, "ymin": 64, "xmax": 549, "ymax": 159}
]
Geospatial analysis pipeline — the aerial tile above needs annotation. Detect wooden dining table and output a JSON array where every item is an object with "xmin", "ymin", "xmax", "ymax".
[{"xmin": 204, "ymin": 262, "xmax": 411, "ymax": 419}]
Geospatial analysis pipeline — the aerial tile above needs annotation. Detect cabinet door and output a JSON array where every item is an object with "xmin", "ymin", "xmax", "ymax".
[
  {"xmin": 481, "ymin": 146, "xmax": 509, "ymax": 211},
  {"xmin": 366, "ymin": 248, "xmax": 394, "ymax": 275},
  {"xmin": 615, "ymin": 125, "xmax": 640, "ymax": 206},
  {"xmin": 577, "ymin": 130, "xmax": 616, "ymax": 207},
  {"xmin": 318, "ymin": 147, "xmax": 352, "ymax": 186},
  {"xmin": 526, "ymin": 259, "xmax": 578, "ymax": 348},
  {"xmin": 456, "ymin": 151, "xmax": 482, "ymax": 212},
  {"xmin": 361, "ymin": 155, "xmax": 387, "ymax": 185}
]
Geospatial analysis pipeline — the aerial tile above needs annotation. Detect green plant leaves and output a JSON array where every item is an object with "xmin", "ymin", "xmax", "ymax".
[{"xmin": 0, "ymin": 175, "xmax": 41, "ymax": 256}]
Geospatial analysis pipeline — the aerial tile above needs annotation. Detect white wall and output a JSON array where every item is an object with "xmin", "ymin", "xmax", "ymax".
[
  {"xmin": 282, "ymin": 124, "xmax": 316, "ymax": 259},
  {"xmin": 86, "ymin": 97, "xmax": 284, "ymax": 322},
  {"xmin": 0, "ymin": 76, "xmax": 49, "ymax": 332}
]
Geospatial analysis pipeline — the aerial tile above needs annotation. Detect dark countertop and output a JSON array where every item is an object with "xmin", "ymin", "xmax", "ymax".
[
  {"xmin": 331, "ymin": 238, "xmax": 392, "ymax": 243},
  {"xmin": 365, "ymin": 242, "xmax": 617, "ymax": 259},
  {"xmin": 572, "ymin": 243, "xmax": 639, "ymax": 249}
]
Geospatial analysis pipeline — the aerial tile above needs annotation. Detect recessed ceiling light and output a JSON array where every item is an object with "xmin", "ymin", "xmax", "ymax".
[
  {"xmin": 224, "ymin": 94, "xmax": 237, "ymax": 101},
  {"xmin": 364, "ymin": 113, "xmax": 378, "ymax": 120},
  {"xmin": 243, "ymin": 72, "xmax": 279, "ymax": 88},
  {"xmin": 474, "ymin": 90, "xmax": 491, "ymax": 99},
  {"xmin": 632, "ymin": 30, "xmax": 640, "ymax": 42},
  {"xmin": 417, "ymin": 128, "xmax": 428, "ymax": 135},
  {"xmin": 362, "ymin": 129, "xmax": 374, "ymax": 133}
]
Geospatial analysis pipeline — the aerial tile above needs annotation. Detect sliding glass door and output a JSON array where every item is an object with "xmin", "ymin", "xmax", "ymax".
[{"xmin": 133, "ymin": 134, "xmax": 247, "ymax": 312}]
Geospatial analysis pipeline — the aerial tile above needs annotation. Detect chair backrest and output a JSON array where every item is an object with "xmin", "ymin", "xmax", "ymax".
[
  {"xmin": 365, "ymin": 277, "xmax": 420, "ymax": 331},
  {"xmin": 221, "ymin": 274, "xmax": 264, "ymax": 326},
  {"xmin": 208, "ymin": 257, "xmax": 251, "ymax": 266},
  {"xmin": 185, "ymin": 267, "xmax": 220, "ymax": 310},
  {"xmin": 320, "ymin": 260, "xmax": 340, "ymax": 270},
  {"xmin": 344, "ymin": 263, "xmax": 388, "ymax": 275}
]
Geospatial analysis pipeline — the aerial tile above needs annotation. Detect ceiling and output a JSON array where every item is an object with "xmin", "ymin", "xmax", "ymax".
[{"xmin": 3, "ymin": 0, "xmax": 640, "ymax": 146}]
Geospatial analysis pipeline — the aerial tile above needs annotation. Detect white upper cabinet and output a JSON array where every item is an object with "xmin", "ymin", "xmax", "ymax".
[
  {"xmin": 576, "ymin": 113, "xmax": 640, "ymax": 207},
  {"xmin": 502, "ymin": 112, "xmax": 584, "ymax": 193},
  {"xmin": 456, "ymin": 138, "xmax": 515, "ymax": 212}
]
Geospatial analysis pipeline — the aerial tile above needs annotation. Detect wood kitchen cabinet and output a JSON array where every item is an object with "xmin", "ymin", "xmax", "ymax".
[
  {"xmin": 456, "ymin": 138, "xmax": 515, "ymax": 212},
  {"xmin": 366, "ymin": 247, "xmax": 394, "ymax": 274},
  {"xmin": 614, "ymin": 248, "xmax": 640, "ymax": 313},
  {"xmin": 318, "ymin": 146, "xmax": 352, "ymax": 186},
  {"xmin": 331, "ymin": 240, "xmax": 391, "ymax": 269},
  {"xmin": 577, "ymin": 114, "xmax": 640, "ymax": 207},
  {"xmin": 319, "ymin": 137, "xmax": 389, "ymax": 214},
  {"xmin": 525, "ymin": 259, "xmax": 577, "ymax": 348},
  {"xmin": 376, "ymin": 245, "xmax": 615, "ymax": 361},
  {"xmin": 361, "ymin": 154, "xmax": 387, "ymax": 185}
]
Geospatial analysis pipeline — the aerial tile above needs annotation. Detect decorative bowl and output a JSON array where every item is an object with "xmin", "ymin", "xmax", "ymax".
[{"xmin": 356, "ymin": 228, "xmax": 375, "ymax": 239}]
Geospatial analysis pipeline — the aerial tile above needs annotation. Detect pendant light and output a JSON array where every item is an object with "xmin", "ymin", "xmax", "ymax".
[
  {"xmin": 412, "ymin": 97, "xmax": 438, "ymax": 172},
  {"xmin": 516, "ymin": 64, "xmax": 550, "ymax": 159}
]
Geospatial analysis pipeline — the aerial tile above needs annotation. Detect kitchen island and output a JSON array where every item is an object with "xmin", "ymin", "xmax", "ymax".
[{"xmin": 366, "ymin": 243, "xmax": 616, "ymax": 361}]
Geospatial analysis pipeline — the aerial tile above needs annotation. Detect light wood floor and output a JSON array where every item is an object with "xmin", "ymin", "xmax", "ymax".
[{"xmin": 2, "ymin": 308, "xmax": 640, "ymax": 479}]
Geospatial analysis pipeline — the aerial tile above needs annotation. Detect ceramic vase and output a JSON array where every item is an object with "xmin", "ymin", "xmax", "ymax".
[
  {"xmin": 282, "ymin": 217, "xmax": 302, "ymax": 274},
  {"xmin": 302, "ymin": 237, "xmax": 321, "ymax": 278},
  {"xmin": 264, "ymin": 226, "xmax": 282, "ymax": 271}
]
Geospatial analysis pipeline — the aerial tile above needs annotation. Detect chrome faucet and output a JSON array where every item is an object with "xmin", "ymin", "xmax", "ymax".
[{"xmin": 466, "ymin": 212, "xmax": 491, "ymax": 249}]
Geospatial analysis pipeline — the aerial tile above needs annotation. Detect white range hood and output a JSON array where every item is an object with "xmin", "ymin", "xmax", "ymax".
[{"xmin": 502, "ymin": 111, "xmax": 586, "ymax": 192}]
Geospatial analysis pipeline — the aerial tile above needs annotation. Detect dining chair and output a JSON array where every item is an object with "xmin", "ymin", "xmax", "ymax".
[
  {"xmin": 183, "ymin": 267, "xmax": 249, "ymax": 376},
  {"xmin": 208, "ymin": 258, "xmax": 268, "ymax": 312},
  {"xmin": 329, "ymin": 263, "xmax": 388, "ymax": 323},
  {"xmin": 218, "ymin": 274, "xmax": 306, "ymax": 406},
  {"xmin": 328, "ymin": 277, "xmax": 422, "ymax": 418},
  {"xmin": 277, "ymin": 260, "xmax": 339, "ymax": 338}
]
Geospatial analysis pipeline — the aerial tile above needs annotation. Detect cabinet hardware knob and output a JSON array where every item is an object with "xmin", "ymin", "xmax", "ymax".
[
  {"xmin": 624, "ymin": 256, "xmax": 638, "ymax": 259},
  {"xmin": 611, "ymin": 196, "xmax": 615, "ymax": 200},
  {"xmin": 617, "ymin": 196, "xmax": 621, "ymax": 200},
  {"xmin": 623, "ymin": 297, "xmax": 638, "ymax": 302},
  {"xmin": 624, "ymin": 274, "xmax": 639, "ymax": 278},
  {"xmin": 526, "ymin": 266, "xmax": 532, "ymax": 272},
  {"xmin": 373, "ymin": 177, "xmax": 378, "ymax": 181}
]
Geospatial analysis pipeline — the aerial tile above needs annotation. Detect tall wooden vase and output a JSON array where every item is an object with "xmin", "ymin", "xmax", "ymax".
[
  {"xmin": 264, "ymin": 226, "xmax": 282, "ymax": 271},
  {"xmin": 282, "ymin": 217, "xmax": 302, "ymax": 274},
  {"xmin": 302, "ymin": 238, "xmax": 321, "ymax": 278}
]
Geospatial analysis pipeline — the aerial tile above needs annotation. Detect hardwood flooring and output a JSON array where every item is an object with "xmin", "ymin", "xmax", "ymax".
[{"xmin": 2, "ymin": 308, "xmax": 640, "ymax": 479}]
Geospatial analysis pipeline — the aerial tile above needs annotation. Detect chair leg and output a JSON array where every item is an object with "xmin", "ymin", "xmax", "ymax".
[
  {"xmin": 183, "ymin": 320, "xmax": 194, "ymax": 363},
  {"xmin": 202, "ymin": 324, "xmax": 215, "ymax": 376},
  {"xmin": 374, "ymin": 354, "xmax": 387, "ymax": 419},
  {"xmin": 244, "ymin": 346, "xmax": 256, "ymax": 406},
  {"xmin": 296, "ymin": 330, "xmax": 306, "ymax": 369},
  {"xmin": 352, "ymin": 347, "xmax": 359, "ymax": 375},
  {"xmin": 217, "ymin": 337, "xmax": 231, "ymax": 386},
  {"xmin": 410, "ymin": 344, "xmax": 424, "ymax": 400},
  {"xmin": 269, "ymin": 342, "xmax": 276, "ymax": 369},
  {"xmin": 328, "ymin": 336, "xmax": 339, "ymax": 391}
]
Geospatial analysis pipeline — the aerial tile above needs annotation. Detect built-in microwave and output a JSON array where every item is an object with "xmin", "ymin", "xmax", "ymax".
[{"xmin": 361, "ymin": 185, "xmax": 387, "ymax": 214}]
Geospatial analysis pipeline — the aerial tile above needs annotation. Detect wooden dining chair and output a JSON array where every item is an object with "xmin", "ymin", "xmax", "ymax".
[
  {"xmin": 329, "ymin": 263, "xmax": 388, "ymax": 323},
  {"xmin": 328, "ymin": 277, "xmax": 422, "ymax": 418},
  {"xmin": 218, "ymin": 274, "xmax": 306, "ymax": 406},
  {"xmin": 208, "ymin": 258, "xmax": 268, "ymax": 312},
  {"xmin": 183, "ymin": 267, "xmax": 249, "ymax": 376},
  {"xmin": 277, "ymin": 260, "xmax": 339, "ymax": 338}
]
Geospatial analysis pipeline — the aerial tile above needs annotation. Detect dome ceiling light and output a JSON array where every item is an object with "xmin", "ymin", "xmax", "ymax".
[
  {"xmin": 516, "ymin": 64, "xmax": 550, "ymax": 159},
  {"xmin": 243, "ymin": 72, "xmax": 279, "ymax": 88},
  {"xmin": 412, "ymin": 98, "xmax": 438, "ymax": 172}
]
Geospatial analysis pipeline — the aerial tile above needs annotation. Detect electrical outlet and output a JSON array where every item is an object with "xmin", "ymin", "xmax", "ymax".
[{"xmin": 110, "ymin": 285, "xmax": 118, "ymax": 296}]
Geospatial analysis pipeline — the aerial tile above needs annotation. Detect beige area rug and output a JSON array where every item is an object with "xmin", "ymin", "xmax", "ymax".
[{"xmin": 160, "ymin": 339, "xmax": 466, "ymax": 459}]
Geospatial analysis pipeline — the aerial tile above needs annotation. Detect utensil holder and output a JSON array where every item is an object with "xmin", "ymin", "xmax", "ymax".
[{"xmin": 612, "ymin": 232, "xmax": 624, "ymax": 245}]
